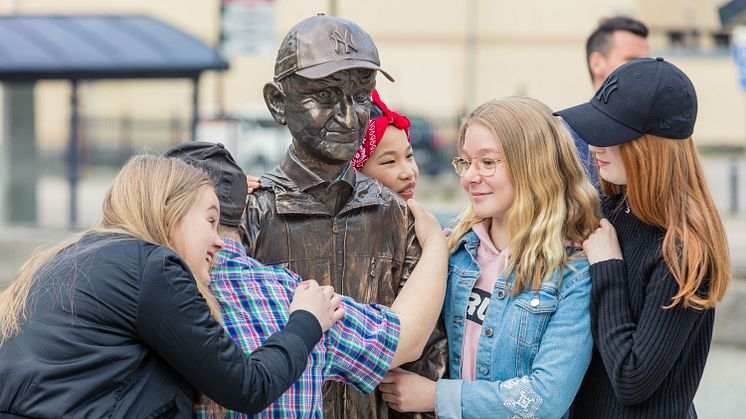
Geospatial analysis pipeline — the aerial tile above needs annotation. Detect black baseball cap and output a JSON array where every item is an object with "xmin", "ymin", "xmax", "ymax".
[
  {"xmin": 165, "ymin": 142, "xmax": 247, "ymax": 227},
  {"xmin": 554, "ymin": 57, "xmax": 697, "ymax": 147}
]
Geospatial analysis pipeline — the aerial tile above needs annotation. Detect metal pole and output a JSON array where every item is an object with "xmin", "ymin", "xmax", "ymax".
[
  {"xmin": 68, "ymin": 79, "xmax": 79, "ymax": 228},
  {"xmin": 216, "ymin": 0, "xmax": 226, "ymax": 117},
  {"xmin": 192, "ymin": 75, "xmax": 200, "ymax": 141},
  {"xmin": 729, "ymin": 157, "xmax": 739, "ymax": 214},
  {"xmin": 328, "ymin": 0, "xmax": 337, "ymax": 16},
  {"xmin": 464, "ymin": 0, "xmax": 477, "ymax": 111}
]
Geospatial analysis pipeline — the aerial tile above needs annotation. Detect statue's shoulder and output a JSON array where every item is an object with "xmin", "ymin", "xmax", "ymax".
[
  {"xmin": 354, "ymin": 172, "xmax": 393, "ymax": 199},
  {"xmin": 353, "ymin": 173, "xmax": 410, "ymax": 216},
  {"xmin": 247, "ymin": 177, "xmax": 279, "ymax": 215},
  {"xmin": 379, "ymin": 186, "xmax": 407, "ymax": 208}
]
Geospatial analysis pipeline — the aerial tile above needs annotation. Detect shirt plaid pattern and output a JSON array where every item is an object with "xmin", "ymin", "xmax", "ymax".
[{"xmin": 194, "ymin": 238, "xmax": 400, "ymax": 418}]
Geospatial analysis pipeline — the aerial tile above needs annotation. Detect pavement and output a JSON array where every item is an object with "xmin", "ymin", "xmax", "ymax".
[
  {"xmin": 694, "ymin": 344, "xmax": 746, "ymax": 417},
  {"xmin": 724, "ymin": 216, "xmax": 746, "ymax": 275}
]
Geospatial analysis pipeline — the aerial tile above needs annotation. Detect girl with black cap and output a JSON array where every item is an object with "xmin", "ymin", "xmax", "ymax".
[{"xmin": 556, "ymin": 57, "xmax": 730, "ymax": 418}]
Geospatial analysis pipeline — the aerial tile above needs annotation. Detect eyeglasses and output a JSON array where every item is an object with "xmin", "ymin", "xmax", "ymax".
[{"xmin": 451, "ymin": 156, "xmax": 502, "ymax": 177}]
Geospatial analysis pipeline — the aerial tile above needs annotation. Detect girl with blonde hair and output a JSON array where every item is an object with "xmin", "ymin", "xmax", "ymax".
[
  {"xmin": 556, "ymin": 58, "xmax": 730, "ymax": 418},
  {"xmin": 380, "ymin": 96, "xmax": 600, "ymax": 418},
  {"xmin": 0, "ymin": 155, "xmax": 342, "ymax": 418}
]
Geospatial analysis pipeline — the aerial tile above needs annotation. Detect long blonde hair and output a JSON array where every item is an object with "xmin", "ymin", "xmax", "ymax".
[
  {"xmin": 0, "ymin": 155, "xmax": 222, "ymax": 343},
  {"xmin": 602, "ymin": 134, "xmax": 730, "ymax": 309},
  {"xmin": 448, "ymin": 97, "xmax": 600, "ymax": 294}
]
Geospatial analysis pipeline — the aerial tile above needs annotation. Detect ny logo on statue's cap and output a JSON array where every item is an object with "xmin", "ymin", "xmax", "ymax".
[
  {"xmin": 331, "ymin": 27, "xmax": 357, "ymax": 55},
  {"xmin": 273, "ymin": 14, "xmax": 394, "ymax": 82}
]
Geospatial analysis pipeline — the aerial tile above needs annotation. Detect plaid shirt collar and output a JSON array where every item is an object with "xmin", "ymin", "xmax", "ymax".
[{"xmin": 213, "ymin": 236, "xmax": 249, "ymax": 269}]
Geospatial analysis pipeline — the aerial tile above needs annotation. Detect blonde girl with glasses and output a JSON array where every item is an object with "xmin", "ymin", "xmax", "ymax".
[{"xmin": 379, "ymin": 97, "xmax": 600, "ymax": 418}]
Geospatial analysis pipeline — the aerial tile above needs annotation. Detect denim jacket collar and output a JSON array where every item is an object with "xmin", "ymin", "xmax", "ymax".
[{"xmin": 452, "ymin": 230, "xmax": 481, "ymax": 256}]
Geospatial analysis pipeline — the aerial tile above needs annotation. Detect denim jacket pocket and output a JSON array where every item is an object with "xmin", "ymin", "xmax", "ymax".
[{"xmin": 509, "ymin": 294, "xmax": 558, "ymax": 347}]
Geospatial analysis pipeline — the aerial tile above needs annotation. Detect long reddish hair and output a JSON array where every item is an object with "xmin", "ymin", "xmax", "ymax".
[{"xmin": 601, "ymin": 134, "xmax": 730, "ymax": 309}]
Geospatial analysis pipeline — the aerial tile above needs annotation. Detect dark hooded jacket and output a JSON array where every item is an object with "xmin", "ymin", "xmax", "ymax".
[{"xmin": 0, "ymin": 234, "xmax": 321, "ymax": 418}]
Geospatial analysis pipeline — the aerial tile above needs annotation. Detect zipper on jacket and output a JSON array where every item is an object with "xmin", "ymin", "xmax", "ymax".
[{"xmin": 331, "ymin": 217, "xmax": 340, "ymax": 293}]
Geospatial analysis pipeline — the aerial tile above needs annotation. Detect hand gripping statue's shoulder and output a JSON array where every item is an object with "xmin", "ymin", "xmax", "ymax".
[{"xmin": 244, "ymin": 178, "xmax": 279, "ymax": 231}]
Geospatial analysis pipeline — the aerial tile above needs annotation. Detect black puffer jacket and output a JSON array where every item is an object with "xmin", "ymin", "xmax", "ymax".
[{"xmin": 0, "ymin": 234, "xmax": 321, "ymax": 418}]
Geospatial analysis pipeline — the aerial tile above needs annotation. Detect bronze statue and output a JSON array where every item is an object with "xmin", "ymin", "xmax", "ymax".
[{"xmin": 244, "ymin": 14, "xmax": 447, "ymax": 419}]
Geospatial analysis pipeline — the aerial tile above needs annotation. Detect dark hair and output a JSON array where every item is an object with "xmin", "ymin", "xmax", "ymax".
[
  {"xmin": 369, "ymin": 100, "xmax": 384, "ymax": 119},
  {"xmin": 586, "ymin": 16, "xmax": 648, "ymax": 75}
]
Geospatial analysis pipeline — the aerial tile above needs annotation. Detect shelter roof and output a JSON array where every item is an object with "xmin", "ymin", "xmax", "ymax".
[{"xmin": 0, "ymin": 15, "xmax": 228, "ymax": 81}]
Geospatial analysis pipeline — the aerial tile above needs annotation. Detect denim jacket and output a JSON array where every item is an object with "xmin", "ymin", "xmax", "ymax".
[{"xmin": 436, "ymin": 230, "xmax": 593, "ymax": 419}]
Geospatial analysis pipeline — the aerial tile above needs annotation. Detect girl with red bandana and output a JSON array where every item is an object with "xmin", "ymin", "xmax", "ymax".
[
  {"xmin": 351, "ymin": 89, "xmax": 419, "ymax": 200},
  {"xmin": 247, "ymin": 90, "xmax": 418, "ymax": 200}
]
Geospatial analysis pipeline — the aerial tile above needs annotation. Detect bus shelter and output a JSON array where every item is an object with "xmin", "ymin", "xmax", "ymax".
[{"xmin": 0, "ymin": 15, "xmax": 228, "ymax": 227}]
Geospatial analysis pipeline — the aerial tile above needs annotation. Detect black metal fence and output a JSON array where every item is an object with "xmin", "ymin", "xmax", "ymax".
[
  {"xmin": 76, "ymin": 115, "xmax": 192, "ymax": 166},
  {"xmin": 63, "ymin": 113, "xmax": 462, "ymax": 175}
]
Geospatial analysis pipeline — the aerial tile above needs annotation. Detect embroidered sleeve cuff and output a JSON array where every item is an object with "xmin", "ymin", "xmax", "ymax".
[
  {"xmin": 284, "ymin": 310, "xmax": 322, "ymax": 352},
  {"xmin": 435, "ymin": 379, "xmax": 463, "ymax": 419}
]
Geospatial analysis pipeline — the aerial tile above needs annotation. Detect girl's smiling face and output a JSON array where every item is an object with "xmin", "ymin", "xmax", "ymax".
[
  {"xmin": 361, "ymin": 125, "xmax": 419, "ymax": 200},
  {"xmin": 169, "ymin": 187, "xmax": 224, "ymax": 283},
  {"xmin": 459, "ymin": 122, "xmax": 514, "ymax": 222}
]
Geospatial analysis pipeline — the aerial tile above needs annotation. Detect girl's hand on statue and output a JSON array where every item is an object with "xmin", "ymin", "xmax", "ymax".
[
  {"xmin": 407, "ymin": 199, "xmax": 445, "ymax": 248},
  {"xmin": 379, "ymin": 368, "xmax": 436, "ymax": 413},
  {"xmin": 246, "ymin": 175, "xmax": 261, "ymax": 194}
]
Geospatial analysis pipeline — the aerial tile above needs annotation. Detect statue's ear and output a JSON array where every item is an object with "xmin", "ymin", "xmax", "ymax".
[{"xmin": 263, "ymin": 82, "xmax": 286, "ymax": 125}]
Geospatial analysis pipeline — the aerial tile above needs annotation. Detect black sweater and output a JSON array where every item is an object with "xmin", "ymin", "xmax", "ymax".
[
  {"xmin": 571, "ymin": 196, "xmax": 714, "ymax": 419},
  {"xmin": 0, "ymin": 235, "xmax": 322, "ymax": 418}
]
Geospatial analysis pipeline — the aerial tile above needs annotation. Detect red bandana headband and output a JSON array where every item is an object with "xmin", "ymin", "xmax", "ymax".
[{"xmin": 352, "ymin": 90, "xmax": 411, "ymax": 170}]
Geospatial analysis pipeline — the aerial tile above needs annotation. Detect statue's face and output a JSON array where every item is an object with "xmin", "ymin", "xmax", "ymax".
[{"xmin": 281, "ymin": 69, "xmax": 375, "ymax": 164}]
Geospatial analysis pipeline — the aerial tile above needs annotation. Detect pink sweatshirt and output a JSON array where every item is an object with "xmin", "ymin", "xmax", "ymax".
[{"xmin": 461, "ymin": 221, "xmax": 508, "ymax": 381}]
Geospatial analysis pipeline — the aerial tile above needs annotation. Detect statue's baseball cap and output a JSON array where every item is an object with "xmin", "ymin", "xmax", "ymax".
[
  {"xmin": 554, "ymin": 57, "xmax": 697, "ymax": 147},
  {"xmin": 164, "ymin": 142, "xmax": 247, "ymax": 227},
  {"xmin": 273, "ymin": 13, "xmax": 394, "ymax": 82}
]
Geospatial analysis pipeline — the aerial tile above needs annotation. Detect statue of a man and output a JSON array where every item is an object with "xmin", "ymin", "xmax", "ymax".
[{"xmin": 244, "ymin": 14, "xmax": 447, "ymax": 419}]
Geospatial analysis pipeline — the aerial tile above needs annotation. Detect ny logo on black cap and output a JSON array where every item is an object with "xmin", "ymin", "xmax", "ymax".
[
  {"xmin": 596, "ymin": 75, "xmax": 618, "ymax": 104},
  {"xmin": 331, "ymin": 27, "xmax": 357, "ymax": 55}
]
